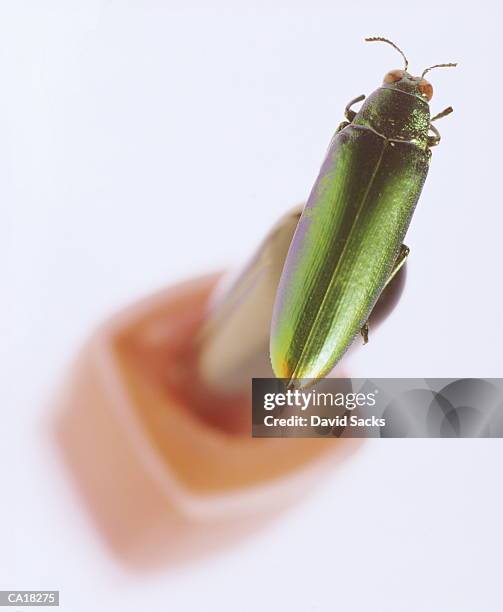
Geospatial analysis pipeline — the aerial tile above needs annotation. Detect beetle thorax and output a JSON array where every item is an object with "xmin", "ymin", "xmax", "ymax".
[{"xmin": 353, "ymin": 87, "xmax": 430, "ymax": 148}]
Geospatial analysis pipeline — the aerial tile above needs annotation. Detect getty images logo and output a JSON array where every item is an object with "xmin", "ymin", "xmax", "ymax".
[
  {"xmin": 253, "ymin": 378, "xmax": 503, "ymax": 438},
  {"xmin": 263, "ymin": 388, "xmax": 378, "ymax": 411}
]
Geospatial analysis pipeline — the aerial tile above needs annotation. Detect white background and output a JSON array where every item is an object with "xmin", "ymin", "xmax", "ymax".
[{"xmin": 2, "ymin": 1, "xmax": 503, "ymax": 611}]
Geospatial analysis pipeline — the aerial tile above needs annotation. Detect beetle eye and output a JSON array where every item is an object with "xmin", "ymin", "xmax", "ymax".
[
  {"xmin": 383, "ymin": 69, "xmax": 404, "ymax": 83},
  {"xmin": 418, "ymin": 79, "xmax": 433, "ymax": 101}
]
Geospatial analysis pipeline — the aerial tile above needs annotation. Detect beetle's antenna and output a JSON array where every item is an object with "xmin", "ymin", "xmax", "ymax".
[
  {"xmin": 422, "ymin": 63, "xmax": 457, "ymax": 78},
  {"xmin": 365, "ymin": 36, "xmax": 408, "ymax": 71}
]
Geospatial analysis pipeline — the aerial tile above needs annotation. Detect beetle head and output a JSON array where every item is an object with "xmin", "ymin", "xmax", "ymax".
[
  {"xmin": 365, "ymin": 37, "xmax": 457, "ymax": 103},
  {"xmin": 383, "ymin": 69, "xmax": 433, "ymax": 101}
]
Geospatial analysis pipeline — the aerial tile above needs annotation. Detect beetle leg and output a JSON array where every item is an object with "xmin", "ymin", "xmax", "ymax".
[
  {"xmin": 428, "ymin": 124, "xmax": 441, "ymax": 147},
  {"xmin": 431, "ymin": 106, "xmax": 453, "ymax": 122},
  {"xmin": 360, "ymin": 244, "xmax": 410, "ymax": 344},
  {"xmin": 331, "ymin": 94, "xmax": 367, "ymax": 147},
  {"xmin": 384, "ymin": 243, "xmax": 409, "ymax": 288},
  {"xmin": 360, "ymin": 322, "xmax": 369, "ymax": 344},
  {"xmin": 428, "ymin": 107, "xmax": 453, "ymax": 147},
  {"xmin": 345, "ymin": 94, "xmax": 366, "ymax": 122},
  {"xmin": 335, "ymin": 120, "xmax": 350, "ymax": 133}
]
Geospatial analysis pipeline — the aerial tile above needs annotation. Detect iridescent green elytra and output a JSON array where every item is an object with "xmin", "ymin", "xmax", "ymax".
[{"xmin": 270, "ymin": 38, "xmax": 456, "ymax": 386}]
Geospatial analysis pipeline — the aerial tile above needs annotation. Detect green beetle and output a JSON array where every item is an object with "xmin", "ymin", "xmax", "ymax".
[{"xmin": 270, "ymin": 37, "xmax": 456, "ymax": 386}]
